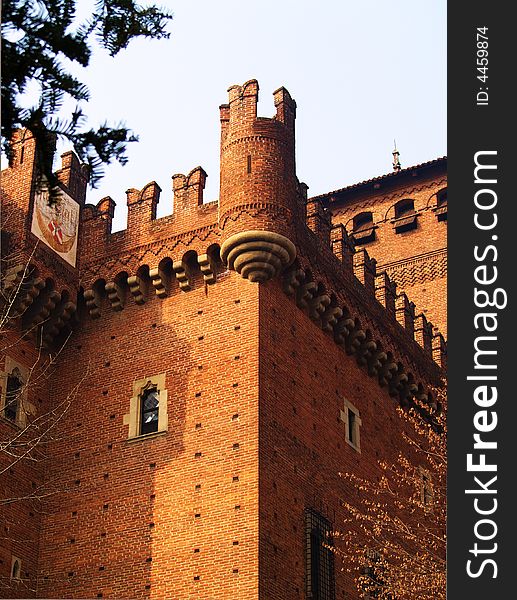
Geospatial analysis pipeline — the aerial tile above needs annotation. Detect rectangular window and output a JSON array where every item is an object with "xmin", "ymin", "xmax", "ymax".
[
  {"xmin": 348, "ymin": 410, "xmax": 356, "ymax": 444},
  {"xmin": 340, "ymin": 397, "xmax": 362, "ymax": 452},
  {"xmin": 305, "ymin": 509, "xmax": 335, "ymax": 600},
  {"xmin": 361, "ymin": 549, "xmax": 387, "ymax": 599},
  {"xmin": 124, "ymin": 373, "xmax": 168, "ymax": 440},
  {"xmin": 419, "ymin": 468, "xmax": 434, "ymax": 510},
  {"xmin": 140, "ymin": 385, "xmax": 159, "ymax": 435},
  {"xmin": 1, "ymin": 358, "xmax": 31, "ymax": 428}
]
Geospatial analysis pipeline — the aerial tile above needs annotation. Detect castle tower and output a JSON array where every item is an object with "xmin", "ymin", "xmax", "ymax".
[
  {"xmin": 219, "ymin": 80, "xmax": 298, "ymax": 282},
  {"xmin": 0, "ymin": 82, "xmax": 446, "ymax": 600}
]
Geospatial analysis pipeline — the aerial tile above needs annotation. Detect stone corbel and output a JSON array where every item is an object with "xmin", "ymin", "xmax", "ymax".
[
  {"xmin": 149, "ymin": 266, "xmax": 168, "ymax": 298},
  {"xmin": 198, "ymin": 254, "xmax": 217, "ymax": 285},
  {"xmin": 367, "ymin": 350, "xmax": 387, "ymax": 378},
  {"xmin": 378, "ymin": 357, "xmax": 398, "ymax": 387},
  {"xmin": 127, "ymin": 275, "xmax": 147, "ymax": 305},
  {"xmin": 388, "ymin": 367, "xmax": 409, "ymax": 398},
  {"xmin": 282, "ymin": 268, "xmax": 305, "ymax": 296},
  {"xmin": 345, "ymin": 325, "xmax": 366, "ymax": 356},
  {"xmin": 172, "ymin": 260, "xmax": 191, "ymax": 292},
  {"xmin": 308, "ymin": 294, "xmax": 331, "ymax": 323},
  {"xmin": 2, "ymin": 264, "xmax": 25, "ymax": 296},
  {"xmin": 30, "ymin": 290, "xmax": 61, "ymax": 328},
  {"xmin": 356, "ymin": 338, "xmax": 377, "ymax": 367},
  {"xmin": 84, "ymin": 288, "xmax": 102, "ymax": 319},
  {"xmin": 295, "ymin": 281, "xmax": 317, "ymax": 310},
  {"xmin": 42, "ymin": 302, "xmax": 76, "ymax": 346},
  {"xmin": 320, "ymin": 306, "xmax": 343, "ymax": 333},
  {"xmin": 105, "ymin": 281, "xmax": 125, "ymax": 311},
  {"xmin": 333, "ymin": 314, "xmax": 355, "ymax": 346},
  {"xmin": 13, "ymin": 278, "xmax": 45, "ymax": 317}
]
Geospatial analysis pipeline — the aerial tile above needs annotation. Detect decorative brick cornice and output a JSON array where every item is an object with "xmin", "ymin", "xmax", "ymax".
[
  {"xmin": 378, "ymin": 248, "xmax": 447, "ymax": 288},
  {"xmin": 218, "ymin": 203, "xmax": 292, "ymax": 231}
]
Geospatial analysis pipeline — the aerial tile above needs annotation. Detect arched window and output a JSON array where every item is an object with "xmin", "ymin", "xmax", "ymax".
[
  {"xmin": 5, "ymin": 368, "xmax": 22, "ymax": 422},
  {"xmin": 435, "ymin": 188, "xmax": 447, "ymax": 221},
  {"xmin": 352, "ymin": 212, "xmax": 375, "ymax": 243},
  {"xmin": 393, "ymin": 199, "xmax": 417, "ymax": 232},
  {"xmin": 11, "ymin": 556, "xmax": 21, "ymax": 580}
]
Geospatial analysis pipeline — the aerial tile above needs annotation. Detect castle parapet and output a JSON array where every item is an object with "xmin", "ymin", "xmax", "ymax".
[
  {"xmin": 227, "ymin": 79, "xmax": 259, "ymax": 128},
  {"xmin": 126, "ymin": 181, "xmax": 161, "ymax": 229},
  {"xmin": 330, "ymin": 224, "xmax": 355, "ymax": 271},
  {"xmin": 56, "ymin": 151, "xmax": 89, "ymax": 205},
  {"xmin": 353, "ymin": 249, "xmax": 377, "ymax": 295},
  {"xmin": 414, "ymin": 313, "xmax": 433, "ymax": 356},
  {"xmin": 273, "ymin": 86, "xmax": 296, "ymax": 130},
  {"xmin": 395, "ymin": 293, "xmax": 415, "ymax": 335},
  {"xmin": 375, "ymin": 272, "xmax": 397, "ymax": 316},
  {"xmin": 172, "ymin": 167, "xmax": 207, "ymax": 213},
  {"xmin": 306, "ymin": 198, "xmax": 332, "ymax": 247},
  {"xmin": 432, "ymin": 332, "xmax": 447, "ymax": 369}
]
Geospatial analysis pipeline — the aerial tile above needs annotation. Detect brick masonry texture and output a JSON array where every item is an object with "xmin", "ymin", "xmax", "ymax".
[
  {"xmin": 319, "ymin": 161, "xmax": 447, "ymax": 337},
  {"xmin": 0, "ymin": 80, "xmax": 446, "ymax": 598}
]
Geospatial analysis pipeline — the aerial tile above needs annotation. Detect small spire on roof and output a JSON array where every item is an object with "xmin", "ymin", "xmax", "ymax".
[{"xmin": 392, "ymin": 140, "xmax": 401, "ymax": 172}]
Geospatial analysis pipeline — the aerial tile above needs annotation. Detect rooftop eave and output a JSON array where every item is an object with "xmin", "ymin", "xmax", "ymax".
[{"xmin": 311, "ymin": 156, "xmax": 447, "ymax": 205}]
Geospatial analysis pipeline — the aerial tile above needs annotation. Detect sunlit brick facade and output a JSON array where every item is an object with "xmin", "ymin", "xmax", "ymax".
[{"xmin": 0, "ymin": 80, "xmax": 446, "ymax": 599}]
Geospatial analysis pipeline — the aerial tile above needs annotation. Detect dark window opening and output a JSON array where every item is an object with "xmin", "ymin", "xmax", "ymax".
[
  {"xmin": 305, "ymin": 509, "xmax": 335, "ymax": 600},
  {"xmin": 348, "ymin": 410, "xmax": 356, "ymax": 445},
  {"xmin": 5, "ymin": 370, "xmax": 22, "ymax": 422},
  {"xmin": 352, "ymin": 212, "xmax": 375, "ymax": 243},
  {"xmin": 11, "ymin": 559, "xmax": 21, "ymax": 579},
  {"xmin": 361, "ymin": 550, "xmax": 393, "ymax": 599},
  {"xmin": 247, "ymin": 154, "xmax": 252, "ymax": 174},
  {"xmin": 395, "ymin": 199, "xmax": 415, "ymax": 218},
  {"xmin": 435, "ymin": 188, "xmax": 447, "ymax": 221},
  {"xmin": 421, "ymin": 471, "xmax": 434, "ymax": 509},
  {"xmin": 140, "ymin": 386, "xmax": 159, "ymax": 435},
  {"xmin": 393, "ymin": 199, "xmax": 417, "ymax": 232}
]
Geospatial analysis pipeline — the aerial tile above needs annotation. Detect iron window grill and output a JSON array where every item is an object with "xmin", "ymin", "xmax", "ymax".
[{"xmin": 305, "ymin": 508, "xmax": 336, "ymax": 600}]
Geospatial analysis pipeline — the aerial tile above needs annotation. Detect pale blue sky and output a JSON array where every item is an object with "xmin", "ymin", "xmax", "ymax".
[{"xmin": 58, "ymin": 0, "xmax": 446, "ymax": 230}]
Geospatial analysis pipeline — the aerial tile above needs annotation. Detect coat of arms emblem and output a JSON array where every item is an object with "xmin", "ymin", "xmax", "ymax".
[{"xmin": 30, "ymin": 187, "xmax": 79, "ymax": 266}]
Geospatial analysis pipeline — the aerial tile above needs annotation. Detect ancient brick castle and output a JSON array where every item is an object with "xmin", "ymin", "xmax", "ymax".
[{"xmin": 0, "ymin": 80, "xmax": 446, "ymax": 599}]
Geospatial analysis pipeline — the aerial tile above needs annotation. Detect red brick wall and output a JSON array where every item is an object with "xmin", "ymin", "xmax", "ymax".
[
  {"xmin": 258, "ymin": 279, "xmax": 428, "ymax": 599},
  {"xmin": 326, "ymin": 166, "xmax": 447, "ymax": 336},
  {"xmin": 1, "ymin": 109, "xmax": 446, "ymax": 600},
  {"xmin": 0, "ymin": 336, "xmax": 47, "ymax": 599},
  {"xmin": 36, "ymin": 273, "xmax": 261, "ymax": 599}
]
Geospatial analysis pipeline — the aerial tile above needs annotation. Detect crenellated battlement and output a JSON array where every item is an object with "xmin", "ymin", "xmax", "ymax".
[
  {"xmin": 1, "ymin": 80, "xmax": 446, "ymax": 406},
  {"xmin": 315, "ymin": 156, "xmax": 447, "ymax": 336},
  {"xmin": 220, "ymin": 80, "xmax": 296, "ymax": 145},
  {"xmin": 0, "ymin": 80, "xmax": 447, "ymax": 599}
]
